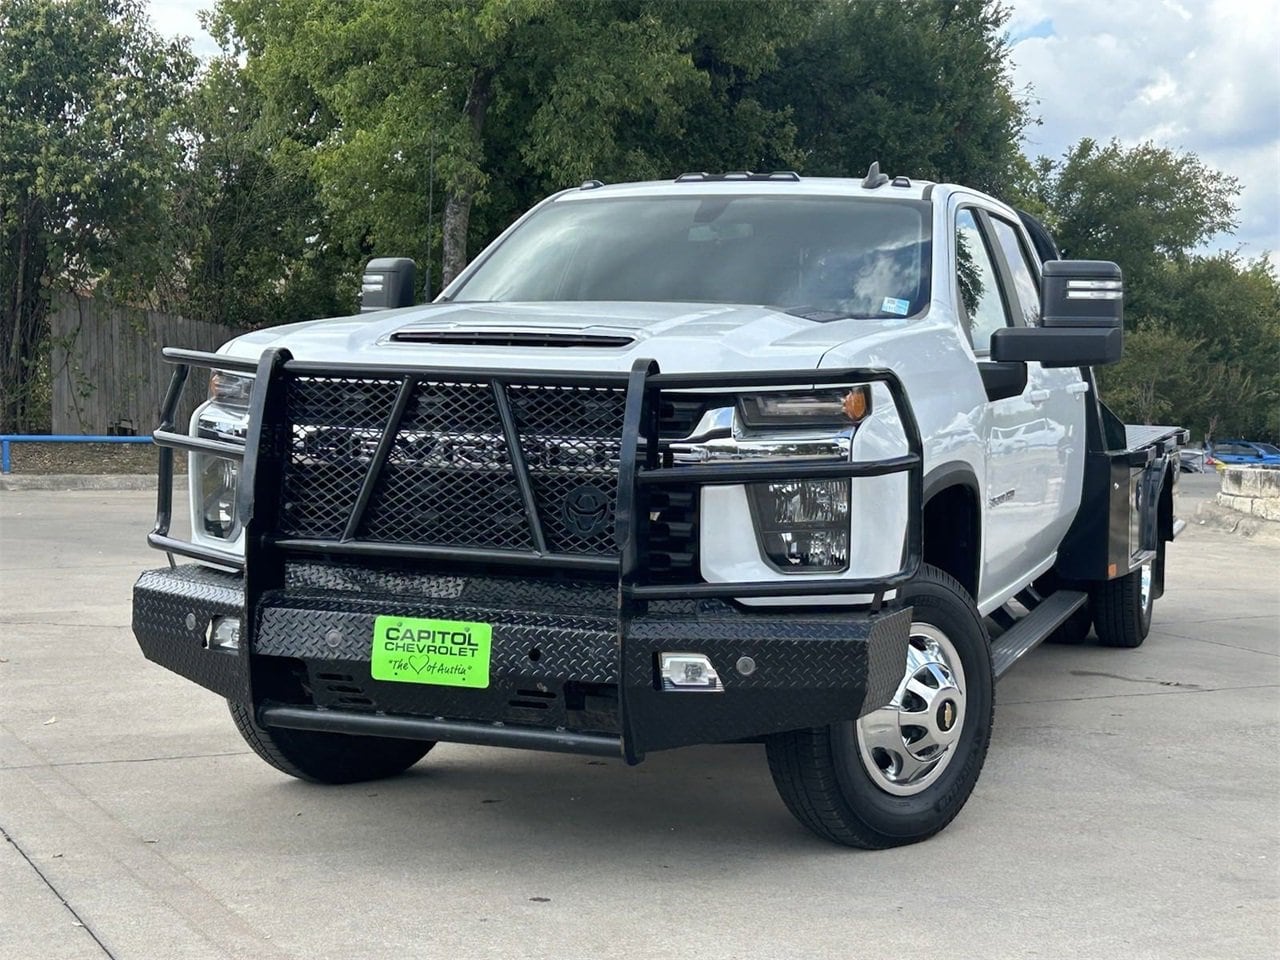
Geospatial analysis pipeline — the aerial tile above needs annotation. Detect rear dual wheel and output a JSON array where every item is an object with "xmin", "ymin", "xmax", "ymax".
[
  {"xmin": 766, "ymin": 565, "xmax": 994, "ymax": 848},
  {"xmin": 1091, "ymin": 553, "xmax": 1156, "ymax": 648}
]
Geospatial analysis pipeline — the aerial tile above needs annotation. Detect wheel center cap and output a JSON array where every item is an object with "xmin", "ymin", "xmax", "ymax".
[{"xmin": 936, "ymin": 698, "xmax": 958, "ymax": 733}]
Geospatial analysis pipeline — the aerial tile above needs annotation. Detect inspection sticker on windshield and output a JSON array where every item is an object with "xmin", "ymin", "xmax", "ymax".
[
  {"xmin": 881, "ymin": 297, "xmax": 911, "ymax": 316},
  {"xmin": 371, "ymin": 616, "xmax": 492, "ymax": 688}
]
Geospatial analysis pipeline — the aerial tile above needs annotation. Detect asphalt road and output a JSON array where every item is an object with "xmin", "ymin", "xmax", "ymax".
[{"xmin": 1, "ymin": 478, "xmax": 1277, "ymax": 960}]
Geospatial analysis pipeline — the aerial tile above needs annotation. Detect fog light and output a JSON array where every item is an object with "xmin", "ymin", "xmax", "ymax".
[
  {"xmin": 209, "ymin": 616, "xmax": 241, "ymax": 653},
  {"xmin": 747, "ymin": 479, "xmax": 851, "ymax": 572},
  {"xmin": 658, "ymin": 653, "xmax": 721, "ymax": 692}
]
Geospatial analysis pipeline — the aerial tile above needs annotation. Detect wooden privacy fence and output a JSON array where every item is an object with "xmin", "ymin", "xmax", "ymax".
[{"xmin": 49, "ymin": 294, "xmax": 245, "ymax": 435}]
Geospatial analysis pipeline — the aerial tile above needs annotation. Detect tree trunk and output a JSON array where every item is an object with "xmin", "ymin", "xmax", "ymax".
[
  {"xmin": 440, "ymin": 68, "xmax": 496, "ymax": 288},
  {"xmin": 441, "ymin": 190, "xmax": 473, "ymax": 290},
  {"xmin": 1, "ymin": 197, "xmax": 50, "ymax": 432}
]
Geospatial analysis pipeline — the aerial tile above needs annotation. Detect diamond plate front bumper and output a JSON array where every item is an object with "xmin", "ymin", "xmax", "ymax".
[{"xmin": 134, "ymin": 564, "xmax": 911, "ymax": 763}]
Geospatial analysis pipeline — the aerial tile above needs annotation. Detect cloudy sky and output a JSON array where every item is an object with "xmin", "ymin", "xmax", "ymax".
[
  {"xmin": 150, "ymin": 0, "xmax": 1278, "ymax": 256},
  {"xmin": 1006, "ymin": 0, "xmax": 1279, "ymax": 257}
]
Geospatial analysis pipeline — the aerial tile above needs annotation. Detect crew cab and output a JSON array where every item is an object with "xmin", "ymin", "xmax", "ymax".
[{"xmin": 133, "ymin": 168, "xmax": 1186, "ymax": 848}]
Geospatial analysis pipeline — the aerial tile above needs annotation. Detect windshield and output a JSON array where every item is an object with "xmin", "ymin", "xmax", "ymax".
[
  {"xmin": 450, "ymin": 195, "xmax": 932, "ymax": 319},
  {"xmin": 1257, "ymin": 443, "xmax": 1280, "ymax": 455}
]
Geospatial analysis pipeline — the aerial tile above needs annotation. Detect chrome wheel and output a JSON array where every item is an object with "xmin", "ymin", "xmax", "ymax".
[
  {"xmin": 1140, "ymin": 562, "xmax": 1153, "ymax": 612},
  {"xmin": 856, "ymin": 623, "xmax": 967, "ymax": 797}
]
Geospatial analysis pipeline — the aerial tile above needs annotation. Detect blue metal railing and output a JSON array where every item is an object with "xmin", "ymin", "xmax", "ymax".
[{"xmin": 0, "ymin": 435, "xmax": 153, "ymax": 474}]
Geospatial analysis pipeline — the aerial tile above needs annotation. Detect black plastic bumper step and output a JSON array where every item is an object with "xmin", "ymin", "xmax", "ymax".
[{"xmin": 991, "ymin": 590, "xmax": 1088, "ymax": 679}]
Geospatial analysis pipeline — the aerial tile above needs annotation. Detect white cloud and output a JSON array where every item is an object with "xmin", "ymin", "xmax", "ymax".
[
  {"xmin": 1138, "ymin": 70, "xmax": 1178, "ymax": 106},
  {"xmin": 1008, "ymin": 0, "xmax": 1280, "ymax": 257},
  {"xmin": 148, "ymin": 0, "xmax": 218, "ymax": 57}
]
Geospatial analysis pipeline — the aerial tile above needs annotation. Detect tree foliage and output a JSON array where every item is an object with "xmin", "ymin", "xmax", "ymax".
[
  {"xmin": 757, "ymin": 0, "xmax": 1030, "ymax": 192},
  {"xmin": 1030, "ymin": 138, "xmax": 1276, "ymax": 440},
  {"xmin": 0, "ymin": 0, "xmax": 194, "ymax": 430},
  {"xmin": 3, "ymin": 0, "xmax": 1274, "ymax": 444},
  {"xmin": 210, "ymin": 0, "xmax": 815, "ymax": 289},
  {"xmin": 169, "ymin": 58, "xmax": 349, "ymax": 327},
  {"xmin": 1098, "ymin": 254, "xmax": 1280, "ymax": 440},
  {"xmin": 1027, "ymin": 138, "xmax": 1240, "ymax": 316}
]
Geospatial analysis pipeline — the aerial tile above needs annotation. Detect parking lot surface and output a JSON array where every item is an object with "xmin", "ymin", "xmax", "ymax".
[{"xmin": 2, "ymin": 481, "xmax": 1277, "ymax": 959}]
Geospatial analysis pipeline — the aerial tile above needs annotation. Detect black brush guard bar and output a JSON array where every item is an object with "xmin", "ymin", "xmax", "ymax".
[{"xmin": 149, "ymin": 347, "xmax": 923, "ymax": 604}]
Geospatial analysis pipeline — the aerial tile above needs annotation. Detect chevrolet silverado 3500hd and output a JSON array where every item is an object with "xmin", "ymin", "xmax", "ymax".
[{"xmin": 133, "ymin": 168, "xmax": 1186, "ymax": 847}]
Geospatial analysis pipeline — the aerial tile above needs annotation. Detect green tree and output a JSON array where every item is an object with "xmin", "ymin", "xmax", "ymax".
[
  {"xmin": 1098, "ymin": 323, "xmax": 1205, "ymax": 428},
  {"xmin": 1097, "ymin": 255, "xmax": 1280, "ymax": 440},
  {"xmin": 1026, "ymin": 138, "xmax": 1279, "ymax": 439},
  {"xmin": 756, "ymin": 0, "xmax": 1030, "ymax": 191},
  {"xmin": 210, "ymin": 0, "xmax": 810, "ymax": 289},
  {"xmin": 171, "ymin": 59, "xmax": 349, "ymax": 327},
  {"xmin": 0, "ymin": 0, "xmax": 195, "ymax": 430},
  {"xmin": 1029, "ymin": 138, "xmax": 1239, "ymax": 316},
  {"xmin": 1143, "ymin": 254, "xmax": 1279, "ymax": 369}
]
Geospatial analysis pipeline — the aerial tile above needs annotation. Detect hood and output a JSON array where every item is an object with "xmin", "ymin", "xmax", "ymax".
[{"xmin": 220, "ymin": 300, "xmax": 920, "ymax": 374}]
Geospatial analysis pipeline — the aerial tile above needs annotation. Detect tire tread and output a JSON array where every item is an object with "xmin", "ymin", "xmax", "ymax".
[{"xmin": 1092, "ymin": 568, "xmax": 1148, "ymax": 648}]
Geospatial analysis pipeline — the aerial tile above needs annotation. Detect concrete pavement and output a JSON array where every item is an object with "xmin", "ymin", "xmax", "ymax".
[{"xmin": 1, "ymin": 485, "xmax": 1277, "ymax": 959}]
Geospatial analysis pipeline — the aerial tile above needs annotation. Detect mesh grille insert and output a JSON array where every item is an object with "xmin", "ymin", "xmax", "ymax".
[
  {"xmin": 509, "ymin": 385, "xmax": 626, "ymax": 555},
  {"xmin": 359, "ymin": 381, "xmax": 534, "ymax": 549},
  {"xmin": 281, "ymin": 377, "xmax": 400, "ymax": 538},
  {"xmin": 275, "ymin": 374, "xmax": 641, "ymax": 559}
]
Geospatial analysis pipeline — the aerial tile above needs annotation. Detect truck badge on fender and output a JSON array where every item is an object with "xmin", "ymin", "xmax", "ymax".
[{"xmin": 989, "ymin": 489, "xmax": 1016, "ymax": 508}]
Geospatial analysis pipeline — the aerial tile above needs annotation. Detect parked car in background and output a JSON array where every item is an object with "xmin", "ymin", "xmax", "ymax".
[
  {"xmin": 1207, "ymin": 439, "xmax": 1280, "ymax": 468},
  {"xmin": 1179, "ymin": 448, "xmax": 1208, "ymax": 473}
]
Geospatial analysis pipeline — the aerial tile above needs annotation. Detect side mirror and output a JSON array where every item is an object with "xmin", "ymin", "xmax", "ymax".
[
  {"xmin": 360, "ymin": 257, "xmax": 417, "ymax": 312},
  {"xmin": 990, "ymin": 260, "xmax": 1124, "ymax": 368}
]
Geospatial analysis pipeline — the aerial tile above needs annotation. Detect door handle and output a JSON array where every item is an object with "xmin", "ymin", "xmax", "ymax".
[
  {"xmin": 1028, "ymin": 389, "xmax": 1051, "ymax": 404},
  {"xmin": 1066, "ymin": 381, "xmax": 1090, "ymax": 395}
]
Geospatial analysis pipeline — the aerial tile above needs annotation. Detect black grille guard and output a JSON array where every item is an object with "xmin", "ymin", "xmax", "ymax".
[{"xmin": 149, "ymin": 347, "xmax": 924, "ymax": 608}]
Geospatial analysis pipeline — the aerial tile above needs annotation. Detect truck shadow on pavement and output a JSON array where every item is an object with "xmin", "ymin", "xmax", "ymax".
[{"xmin": 226, "ymin": 742, "xmax": 870, "ymax": 861}]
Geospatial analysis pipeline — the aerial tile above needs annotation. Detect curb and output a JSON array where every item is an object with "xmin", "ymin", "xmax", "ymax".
[
  {"xmin": 0, "ymin": 474, "xmax": 164, "ymax": 492},
  {"xmin": 1192, "ymin": 499, "xmax": 1280, "ymax": 543}
]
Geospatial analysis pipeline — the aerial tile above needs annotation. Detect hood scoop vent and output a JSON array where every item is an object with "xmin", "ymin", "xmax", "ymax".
[{"xmin": 390, "ymin": 329, "xmax": 635, "ymax": 349}]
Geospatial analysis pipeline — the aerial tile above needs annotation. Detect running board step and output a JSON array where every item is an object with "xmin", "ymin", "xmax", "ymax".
[{"xmin": 991, "ymin": 590, "xmax": 1088, "ymax": 680}]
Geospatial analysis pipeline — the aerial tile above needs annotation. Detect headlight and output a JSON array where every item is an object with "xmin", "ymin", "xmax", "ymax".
[
  {"xmin": 198, "ymin": 454, "xmax": 241, "ymax": 539},
  {"xmin": 195, "ymin": 369, "xmax": 251, "ymax": 542},
  {"xmin": 674, "ymin": 387, "xmax": 869, "ymax": 574},
  {"xmin": 747, "ymin": 479, "xmax": 850, "ymax": 572},
  {"xmin": 209, "ymin": 371, "xmax": 254, "ymax": 410},
  {"xmin": 737, "ymin": 387, "xmax": 869, "ymax": 428}
]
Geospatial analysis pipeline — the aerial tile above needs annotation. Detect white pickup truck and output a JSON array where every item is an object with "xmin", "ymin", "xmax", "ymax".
[{"xmin": 134, "ymin": 167, "xmax": 1186, "ymax": 848}]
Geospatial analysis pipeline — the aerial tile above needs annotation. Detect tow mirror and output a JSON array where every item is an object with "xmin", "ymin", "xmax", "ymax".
[
  {"xmin": 360, "ymin": 257, "xmax": 417, "ymax": 312},
  {"xmin": 990, "ymin": 260, "xmax": 1123, "ymax": 367}
]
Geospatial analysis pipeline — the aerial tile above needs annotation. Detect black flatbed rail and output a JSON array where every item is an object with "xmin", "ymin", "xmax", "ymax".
[{"xmin": 1125, "ymin": 424, "xmax": 1190, "ymax": 456}]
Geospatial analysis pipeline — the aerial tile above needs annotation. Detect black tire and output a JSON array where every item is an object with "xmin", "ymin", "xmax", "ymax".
[
  {"xmin": 229, "ymin": 701, "xmax": 434, "ymax": 784},
  {"xmin": 1091, "ymin": 554, "xmax": 1156, "ymax": 648},
  {"xmin": 765, "ymin": 565, "xmax": 994, "ymax": 848}
]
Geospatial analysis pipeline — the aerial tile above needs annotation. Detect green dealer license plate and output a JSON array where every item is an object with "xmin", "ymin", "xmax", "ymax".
[{"xmin": 371, "ymin": 616, "xmax": 492, "ymax": 688}]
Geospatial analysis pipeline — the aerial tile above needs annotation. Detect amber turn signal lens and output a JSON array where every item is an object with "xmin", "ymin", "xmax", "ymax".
[{"xmin": 842, "ymin": 387, "xmax": 870, "ymax": 423}]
